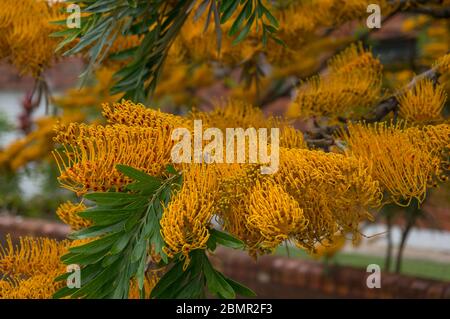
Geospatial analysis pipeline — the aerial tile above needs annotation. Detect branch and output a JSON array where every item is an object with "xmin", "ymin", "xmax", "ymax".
[
  {"xmin": 306, "ymin": 65, "xmax": 442, "ymax": 148},
  {"xmin": 364, "ymin": 67, "xmax": 440, "ymax": 122}
]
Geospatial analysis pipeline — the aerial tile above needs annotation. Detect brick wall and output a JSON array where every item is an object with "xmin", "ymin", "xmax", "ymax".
[
  {"xmin": 0, "ymin": 58, "xmax": 83, "ymax": 91},
  {"xmin": 0, "ymin": 214, "xmax": 69, "ymax": 241}
]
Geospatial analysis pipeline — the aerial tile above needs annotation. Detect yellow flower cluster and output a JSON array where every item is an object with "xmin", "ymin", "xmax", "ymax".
[
  {"xmin": 0, "ymin": 114, "xmax": 83, "ymax": 172},
  {"xmin": 0, "ymin": 271, "xmax": 64, "ymax": 299},
  {"xmin": 260, "ymin": 0, "xmax": 394, "ymax": 69},
  {"xmin": 246, "ymin": 180, "xmax": 307, "ymax": 251},
  {"xmin": 56, "ymin": 201, "xmax": 91, "ymax": 231},
  {"xmin": 128, "ymin": 271, "xmax": 161, "ymax": 299},
  {"xmin": 53, "ymin": 122, "xmax": 175, "ymax": 195},
  {"xmin": 175, "ymin": 1, "xmax": 393, "ymax": 69},
  {"xmin": 283, "ymin": 0, "xmax": 391, "ymax": 33},
  {"xmin": 0, "ymin": 235, "xmax": 68, "ymax": 298},
  {"xmin": 401, "ymin": 15, "xmax": 430, "ymax": 33},
  {"xmin": 435, "ymin": 53, "xmax": 450, "ymax": 75},
  {"xmin": 175, "ymin": 11, "xmax": 262, "ymax": 66},
  {"xmin": 342, "ymin": 122, "xmax": 448, "ymax": 206},
  {"xmin": 287, "ymin": 44, "xmax": 382, "ymax": 119},
  {"xmin": 192, "ymin": 100, "xmax": 306, "ymax": 149},
  {"xmin": 191, "ymin": 100, "xmax": 271, "ymax": 131},
  {"xmin": 398, "ymin": 79, "xmax": 447, "ymax": 123},
  {"xmin": 0, "ymin": 0, "xmax": 64, "ymax": 76},
  {"xmin": 311, "ymin": 233, "xmax": 346, "ymax": 259},
  {"xmin": 161, "ymin": 164, "xmax": 220, "ymax": 266},
  {"xmin": 274, "ymin": 148, "xmax": 381, "ymax": 250},
  {"xmin": 215, "ymin": 149, "xmax": 381, "ymax": 256},
  {"xmin": 153, "ymin": 56, "xmax": 215, "ymax": 107},
  {"xmin": 51, "ymin": 100, "xmax": 384, "ymax": 262},
  {"xmin": 0, "ymin": 235, "xmax": 68, "ymax": 277},
  {"xmin": 405, "ymin": 124, "xmax": 450, "ymax": 177},
  {"xmin": 102, "ymin": 100, "xmax": 190, "ymax": 129},
  {"xmin": 52, "ymin": 101, "xmax": 192, "ymax": 195},
  {"xmin": 214, "ymin": 164, "xmax": 261, "ymax": 243}
]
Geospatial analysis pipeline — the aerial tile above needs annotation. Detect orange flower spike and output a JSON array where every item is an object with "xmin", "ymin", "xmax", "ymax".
[{"xmin": 56, "ymin": 201, "xmax": 91, "ymax": 231}]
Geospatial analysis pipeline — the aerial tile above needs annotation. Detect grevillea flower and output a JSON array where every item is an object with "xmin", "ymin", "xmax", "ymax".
[
  {"xmin": 215, "ymin": 149, "xmax": 381, "ymax": 256},
  {"xmin": 161, "ymin": 164, "xmax": 220, "ymax": 266},
  {"xmin": 0, "ymin": 271, "xmax": 64, "ymax": 299},
  {"xmin": 246, "ymin": 180, "xmax": 307, "ymax": 252},
  {"xmin": 128, "ymin": 271, "xmax": 162, "ymax": 299},
  {"xmin": 53, "ymin": 123, "xmax": 175, "ymax": 195},
  {"xmin": 398, "ymin": 79, "xmax": 446, "ymax": 123},
  {"xmin": 214, "ymin": 164, "xmax": 262, "ymax": 251},
  {"xmin": 0, "ymin": 235, "xmax": 68, "ymax": 278},
  {"xmin": 310, "ymin": 233, "xmax": 346, "ymax": 259},
  {"xmin": 191, "ymin": 100, "xmax": 306, "ymax": 149},
  {"xmin": 56, "ymin": 201, "xmax": 91, "ymax": 231},
  {"xmin": 0, "ymin": 114, "xmax": 83, "ymax": 172},
  {"xmin": 277, "ymin": 121, "xmax": 307, "ymax": 149},
  {"xmin": 287, "ymin": 44, "xmax": 382, "ymax": 119},
  {"xmin": 102, "ymin": 100, "xmax": 190, "ymax": 129},
  {"xmin": 0, "ymin": 0, "xmax": 65, "ymax": 76},
  {"xmin": 405, "ymin": 124, "xmax": 450, "ymax": 182},
  {"xmin": 274, "ymin": 148, "xmax": 381, "ymax": 250},
  {"xmin": 435, "ymin": 53, "xmax": 450, "ymax": 74},
  {"xmin": 0, "ymin": 235, "xmax": 71, "ymax": 298},
  {"xmin": 191, "ymin": 100, "xmax": 271, "ymax": 131},
  {"xmin": 342, "ymin": 122, "xmax": 442, "ymax": 205}
]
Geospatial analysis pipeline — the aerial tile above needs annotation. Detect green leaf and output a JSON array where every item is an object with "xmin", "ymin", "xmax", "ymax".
[
  {"xmin": 260, "ymin": 4, "xmax": 279, "ymax": 28},
  {"xmin": 131, "ymin": 240, "xmax": 147, "ymax": 263},
  {"xmin": 116, "ymin": 164, "xmax": 162, "ymax": 184},
  {"xmin": 53, "ymin": 286, "xmax": 78, "ymax": 299},
  {"xmin": 101, "ymin": 253, "xmax": 122, "ymax": 267},
  {"xmin": 136, "ymin": 254, "xmax": 147, "ymax": 290},
  {"xmin": 165, "ymin": 164, "xmax": 178, "ymax": 175},
  {"xmin": 69, "ymin": 232, "xmax": 121, "ymax": 254},
  {"xmin": 126, "ymin": 181, "xmax": 161, "ymax": 194},
  {"xmin": 223, "ymin": 276, "xmax": 256, "ymax": 297},
  {"xmin": 69, "ymin": 221, "xmax": 126, "ymax": 240},
  {"xmin": 62, "ymin": 247, "xmax": 110, "ymax": 266},
  {"xmin": 84, "ymin": 192, "xmax": 144, "ymax": 205},
  {"xmin": 55, "ymin": 164, "xmax": 183, "ymax": 299},
  {"xmin": 78, "ymin": 208, "xmax": 132, "ymax": 225},
  {"xmin": 220, "ymin": 1, "xmax": 240, "ymax": 23},
  {"xmin": 150, "ymin": 260, "xmax": 185, "ymax": 298},
  {"xmin": 174, "ymin": 274, "xmax": 205, "ymax": 299},
  {"xmin": 209, "ymin": 229, "xmax": 244, "ymax": 249},
  {"xmin": 203, "ymin": 253, "xmax": 235, "ymax": 299},
  {"xmin": 110, "ymin": 232, "xmax": 132, "ymax": 254},
  {"xmin": 124, "ymin": 211, "xmax": 143, "ymax": 232}
]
